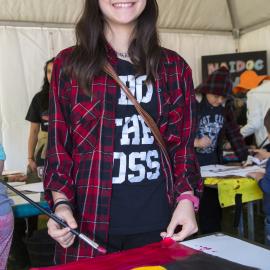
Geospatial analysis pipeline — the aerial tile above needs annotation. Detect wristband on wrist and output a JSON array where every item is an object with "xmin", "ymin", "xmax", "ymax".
[
  {"xmin": 54, "ymin": 197, "xmax": 68, "ymax": 204},
  {"xmin": 52, "ymin": 200, "xmax": 74, "ymax": 213},
  {"xmin": 176, "ymin": 194, "xmax": 199, "ymax": 211}
]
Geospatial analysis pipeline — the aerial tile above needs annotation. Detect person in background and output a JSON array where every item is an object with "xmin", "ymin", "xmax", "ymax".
[
  {"xmin": 195, "ymin": 67, "xmax": 248, "ymax": 234},
  {"xmin": 248, "ymin": 108, "xmax": 270, "ymax": 246},
  {"xmin": 26, "ymin": 57, "xmax": 54, "ymax": 181},
  {"xmin": 8, "ymin": 58, "xmax": 54, "ymax": 269},
  {"xmin": 231, "ymin": 92, "xmax": 255, "ymax": 146},
  {"xmin": 233, "ymin": 70, "xmax": 270, "ymax": 148},
  {"xmin": 0, "ymin": 143, "xmax": 14, "ymax": 270},
  {"xmin": 44, "ymin": 0, "xmax": 201, "ymax": 264}
]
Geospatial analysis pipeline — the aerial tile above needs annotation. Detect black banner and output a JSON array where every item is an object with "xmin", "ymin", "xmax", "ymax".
[{"xmin": 201, "ymin": 51, "xmax": 267, "ymax": 88}]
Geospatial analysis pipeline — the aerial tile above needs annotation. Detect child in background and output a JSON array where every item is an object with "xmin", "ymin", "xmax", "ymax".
[
  {"xmin": 195, "ymin": 67, "xmax": 248, "ymax": 234},
  {"xmin": 248, "ymin": 108, "xmax": 270, "ymax": 246},
  {"xmin": 0, "ymin": 144, "xmax": 14, "ymax": 269}
]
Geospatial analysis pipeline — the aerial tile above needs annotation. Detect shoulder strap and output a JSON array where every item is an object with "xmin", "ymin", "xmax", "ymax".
[{"xmin": 104, "ymin": 63, "xmax": 171, "ymax": 166}]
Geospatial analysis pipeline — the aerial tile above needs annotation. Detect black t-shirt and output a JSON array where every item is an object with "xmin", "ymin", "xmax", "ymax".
[
  {"xmin": 196, "ymin": 98, "xmax": 224, "ymax": 166},
  {"xmin": 25, "ymin": 92, "xmax": 49, "ymax": 132},
  {"xmin": 109, "ymin": 59, "xmax": 170, "ymax": 235}
]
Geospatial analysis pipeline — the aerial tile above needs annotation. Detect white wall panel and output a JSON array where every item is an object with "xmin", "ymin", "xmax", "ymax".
[
  {"xmin": 160, "ymin": 31, "xmax": 236, "ymax": 87},
  {"xmin": 0, "ymin": 27, "xmax": 75, "ymax": 171},
  {"xmin": 240, "ymin": 25, "xmax": 270, "ymax": 73}
]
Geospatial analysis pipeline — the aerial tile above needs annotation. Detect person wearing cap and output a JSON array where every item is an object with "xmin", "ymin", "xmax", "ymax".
[
  {"xmin": 233, "ymin": 70, "xmax": 270, "ymax": 148},
  {"xmin": 195, "ymin": 66, "xmax": 248, "ymax": 234}
]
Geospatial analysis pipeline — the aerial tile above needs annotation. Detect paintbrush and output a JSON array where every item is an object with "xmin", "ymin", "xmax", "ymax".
[
  {"xmin": 258, "ymin": 136, "xmax": 268, "ymax": 149},
  {"xmin": 0, "ymin": 179, "xmax": 107, "ymax": 254}
]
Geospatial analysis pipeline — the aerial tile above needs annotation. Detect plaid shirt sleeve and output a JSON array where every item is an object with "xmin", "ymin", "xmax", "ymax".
[
  {"xmin": 163, "ymin": 54, "xmax": 201, "ymax": 195},
  {"xmin": 43, "ymin": 52, "xmax": 75, "ymax": 207},
  {"xmin": 224, "ymin": 104, "xmax": 248, "ymax": 161}
]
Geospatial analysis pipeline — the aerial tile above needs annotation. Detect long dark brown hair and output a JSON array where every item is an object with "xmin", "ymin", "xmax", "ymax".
[
  {"xmin": 39, "ymin": 57, "xmax": 55, "ymax": 111},
  {"xmin": 65, "ymin": 0, "xmax": 161, "ymax": 91}
]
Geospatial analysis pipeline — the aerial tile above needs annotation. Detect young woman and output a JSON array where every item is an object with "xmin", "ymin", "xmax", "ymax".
[
  {"xmin": 26, "ymin": 57, "xmax": 54, "ymax": 177},
  {"xmin": 10, "ymin": 57, "xmax": 55, "ymax": 268},
  {"xmin": 0, "ymin": 144, "xmax": 14, "ymax": 269},
  {"xmin": 194, "ymin": 67, "xmax": 248, "ymax": 234},
  {"xmin": 44, "ymin": 0, "xmax": 201, "ymax": 264}
]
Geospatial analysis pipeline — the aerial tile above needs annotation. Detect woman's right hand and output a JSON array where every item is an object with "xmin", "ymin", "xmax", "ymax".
[
  {"xmin": 47, "ymin": 204, "xmax": 78, "ymax": 248},
  {"xmin": 28, "ymin": 159, "xmax": 37, "ymax": 172}
]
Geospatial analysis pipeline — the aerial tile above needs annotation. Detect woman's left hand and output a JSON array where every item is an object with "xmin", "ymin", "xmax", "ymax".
[{"xmin": 160, "ymin": 199, "xmax": 198, "ymax": 241}]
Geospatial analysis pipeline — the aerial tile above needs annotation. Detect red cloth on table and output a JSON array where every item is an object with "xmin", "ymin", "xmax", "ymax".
[{"xmin": 30, "ymin": 240, "xmax": 197, "ymax": 270}]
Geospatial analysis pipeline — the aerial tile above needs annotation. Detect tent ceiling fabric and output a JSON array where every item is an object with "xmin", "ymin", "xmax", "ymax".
[
  {"xmin": 0, "ymin": 0, "xmax": 270, "ymax": 34},
  {"xmin": 0, "ymin": 0, "xmax": 84, "ymax": 26},
  {"xmin": 158, "ymin": 0, "xmax": 232, "ymax": 32}
]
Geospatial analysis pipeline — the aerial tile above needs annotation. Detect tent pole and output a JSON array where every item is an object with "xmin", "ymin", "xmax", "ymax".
[
  {"xmin": 241, "ymin": 19, "xmax": 270, "ymax": 35},
  {"xmin": 226, "ymin": 0, "xmax": 240, "ymax": 52},
  {"xmin": 0, "ymin": 20, "xmax": 75, "ymax": 29},
  {"xmin": 0, "ymin": 21, "xmax": 234, "ymax": 37},
  {"xmin": 158, "ymin": 27, "xmax": 232, "ymax": 36}
]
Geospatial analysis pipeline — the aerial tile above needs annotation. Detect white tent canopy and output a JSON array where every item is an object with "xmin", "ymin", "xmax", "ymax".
[
  {"xmin": 1, "ymin": 0, "xmax": 270, "ymax": 171},
  {"xmin": 1, "ymin": 0, "xmax": 270, "ymax": 35}
]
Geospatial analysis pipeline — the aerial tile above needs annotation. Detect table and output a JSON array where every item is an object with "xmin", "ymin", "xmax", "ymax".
[
  {"xmin": 204, "ymin": 176, "xmax": 263, "ymax": 240},
  {"xmin": 30, "ymin": 234, "xmax": 270, "ymax": 270},
  {"xmin": 7, "ymin": 182, "xmax": 49, "ymax": 218},
  {"xmin": 9, "ymin": 176, "xmax": 260, "ymax": 239},
  {"xmin": 182, "ymin": 233, "xmax": 270, "ymax": 270},
  {"xmin": 13, "ymin": 200, "xmax": 49, "ymax": 218}
]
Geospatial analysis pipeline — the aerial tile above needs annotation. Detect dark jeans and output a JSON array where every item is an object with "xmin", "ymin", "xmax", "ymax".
[
  {"xmin": 107, "ymin": 230, "xmax": 163, "ymax": 253},
  {"xmin": 199, "ymin": 187, "xmax": 222, "ymax": 234},
  {"xmin": 8, "ymin": 216, "xmax": 38, "ymax": 269}
]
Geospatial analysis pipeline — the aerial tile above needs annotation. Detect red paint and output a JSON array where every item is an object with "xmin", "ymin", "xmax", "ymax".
[
  {"xmin": 31, "ymin": 241, "xmax": 198, "ymax": 270},
  {"xmin": 161, "ymin": 237, "xmax": 175, "ymax": 247},
  {"xmin": 198, "ymin": 246, "xmax": 216, "ymax": 253},
  {"xmin": 98, "ymin": 246, "xmax": 107, "ymax": 254}
]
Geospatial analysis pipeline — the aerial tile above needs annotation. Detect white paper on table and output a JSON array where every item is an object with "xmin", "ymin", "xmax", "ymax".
[
  {"xmin": 246, "ymin": 155, "xmax": 268, "ymax": 166},
  {"xmin": 2, "ymin": 170, "xmax": 24, "ymax": 175},
  {"xmin": 7, "ymin": 181, "xmax": 26, "ymax": 187},
  {"xmin": 16, "ymin": 182, "xmax": 44, "ymax": 192},
  {"xmin": 200, "ymin": 164, "xmax": 265, "ymax": 177},
  {"xmin": 5, "ymin": 182, "xmax": 26, "ymax": 197},
  {"xmin": 11, "ymin": 193, "xmax": 41, "ymax": 206},
  {"xmin": 182, "ymin": 234, "xmax": 270, "ymax": 270}
]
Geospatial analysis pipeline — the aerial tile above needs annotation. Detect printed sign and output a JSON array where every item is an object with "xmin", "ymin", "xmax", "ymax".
[{"xmin": 201, "ymin": 51, "xmax": 267, "ymax": 87}]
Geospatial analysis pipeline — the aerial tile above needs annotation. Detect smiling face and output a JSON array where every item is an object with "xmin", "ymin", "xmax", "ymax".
[
  {"xmin": 98, "ymin": 0, "xmax": 147, "ymax": 27},
  {"xmin": 206, "ymin": 94, "xmax": 226, "ymax": 107}
]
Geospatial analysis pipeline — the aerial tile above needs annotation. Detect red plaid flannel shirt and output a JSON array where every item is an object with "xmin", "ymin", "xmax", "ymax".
[{"xmin": 44, "ymin": 44, "xmax": 201, "ymax": 263}]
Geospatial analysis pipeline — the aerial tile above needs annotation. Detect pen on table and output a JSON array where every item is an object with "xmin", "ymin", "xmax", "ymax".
[{"xmin": 0, "ymin": 179, "xmax": 107, "ymax": 254}]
